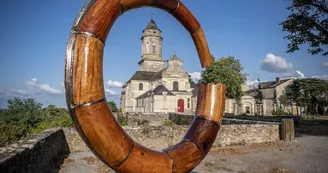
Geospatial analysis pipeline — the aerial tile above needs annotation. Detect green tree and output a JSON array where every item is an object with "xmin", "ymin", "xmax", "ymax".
[
  {"xmin": 0, "ymin": 97, "xmax": 45, "ymax": 126},
  {"xmin": 199, "ymin": 55, "xmax": 247, "ymax": 100},
  {"xmin": 108, "ymin": 101, "xmax": 118, "ymax": 112},
  {"xmin": 285, "ymin": 78, "xmax": 328, "ymax": 113},
  {"xmin": 280, "ymin": 0, "xmax": 328, "ymax": 56}
]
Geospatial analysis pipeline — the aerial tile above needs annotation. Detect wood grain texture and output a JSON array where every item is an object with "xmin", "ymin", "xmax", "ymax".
[
  {"xmin": 151, "ymin": 0, "xmax": 179, "ymax": 13},
  {"xmin": 191, "ymin": 28, "xmax": 212, "ymax": 68},
  {"xmin": 183, "ymin": 116, "xmax": 220, "ymax": 159},
  {"xmin": 114, "ymin": 143, "xmax": 172, "ymax": 173},
  {"xmin": 196, "ymin": 83, "xmax": 226, "ymax": 124},
  {"xmin": 172, "ymin": 2, "xmax": 200, "ymax": 33},
  {"xmin": 164, "ymin": 141, "xmax": 201, "ymax": 173},
  {"xmin": 73, "ymin": 34, "xmax": 105, "ymax": 105},
  {"xmin": 79, "ymin": 0, "xmax": 121, "ymax": 41},
  {"xmin": 66, "ymin": 0, "xmax": 224, "ymax": 172},
  {"xmin": 75, "ymin": 101, "xmax": 133, "ymax": 166}
]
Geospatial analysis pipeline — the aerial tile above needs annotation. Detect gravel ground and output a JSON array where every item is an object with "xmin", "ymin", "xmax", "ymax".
[{"xmin": 57, "ymin": 135, "xmax": 328, "ymax": 173}]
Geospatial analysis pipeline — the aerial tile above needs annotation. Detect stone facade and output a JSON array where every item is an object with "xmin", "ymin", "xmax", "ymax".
[
  {"xmin": 119, "ymin": 19, "xmax": 297, "ymax": 116},
  {"xmin": 0, "ymin": 128, "xmax": 69, "ymax": 173},
  {"xmin": 224, "ymin": 77, "xmax": 296, "ymax": 116},
  {"xmin": 61, "ymin": 124, "xmax": 280, "ymax": 152},
  {"xmin": 121, "ymin": 19, "xmax": 194, "ymax": 113}
]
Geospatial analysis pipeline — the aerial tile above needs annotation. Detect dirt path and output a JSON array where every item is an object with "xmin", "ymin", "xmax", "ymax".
[{"xmin": 58, "ymin": 135, "xmax": 328, "ymax": 173}]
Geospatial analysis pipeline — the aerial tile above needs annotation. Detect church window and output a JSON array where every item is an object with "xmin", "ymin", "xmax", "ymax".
[
  {"xmin": 139, "ymin": 83, "xmax": 143, "ymax": 90},
  {"xmin": 173, "ymin": 81, "xmax": 179, "ymax": 91},
  {"xmin": 152, "ymin": 43, "xmax": 156, "ymax": 54}
]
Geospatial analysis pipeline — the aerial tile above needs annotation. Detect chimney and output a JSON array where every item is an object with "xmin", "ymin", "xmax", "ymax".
[{"xmin": 276, "ymin": 77, "xmax": 280, "ymax": 84}]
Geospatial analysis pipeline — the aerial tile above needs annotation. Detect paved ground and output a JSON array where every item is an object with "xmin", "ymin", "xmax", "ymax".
[{"xmin": 57, "ymin": 135, "xmax": 328, "ymax": 173}]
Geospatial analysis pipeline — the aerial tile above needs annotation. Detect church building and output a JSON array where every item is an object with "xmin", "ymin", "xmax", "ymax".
[{"xmin": 120, "ymin": 18, "xmax": 195, "ymax": 113}]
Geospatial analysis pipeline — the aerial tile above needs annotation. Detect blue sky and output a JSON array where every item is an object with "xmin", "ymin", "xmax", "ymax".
[{"xmin": 0, "ymin": 0, "xmax": 327, "ymax": 108}]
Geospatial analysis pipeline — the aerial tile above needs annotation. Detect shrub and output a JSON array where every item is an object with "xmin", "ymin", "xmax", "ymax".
[
  {"xmin": 117, "ymin": 114, "xmax": 129, "ymax": 126},
  {"xmin": 31, "ymin": 114, "xmax": 73, "ymax": 133},
  {"xmin": 163, "ymin": 120, "xmax": 175, "ymax": 126},
  {"xmin": 0, "ymin": 122, "xmax": 27, "ymax": 147}
]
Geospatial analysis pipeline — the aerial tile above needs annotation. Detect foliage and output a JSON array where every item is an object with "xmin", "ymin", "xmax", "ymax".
[
  {"xmin": 285, "ymin": 78, "xmax": 328, "ymax": 113},
  {"xmin": 30, "ymin": 114, "xmax": 73, "ymax": 133},
  {"xmin": 117, "ymin": 114, "xmax": 129, "ymax": 126},
  {"xmin": 108, "ymin": 101, "xmax": 118, "ymax": 112},
  {"xmin": 163, "ymin": 120, "xmax": 176, "ymax": 126},
  {"xmin": 0, "ymin": 97, "xmax": 45, "ymax": 126},
  {"xmin": 279, "ymin": 92, "xmax": 288, "ymax": 107},
  {"xmin": 280, "ymin": 0, "xmax": 328, "ymax": 56},
  {"xmin": 272, "ymin": 108, "xmax": 287, "ymax": 116},
  {"xmin": 0, "ymin": 97, "xmax": 73, "ymax": 147},
  {"xmin": 199, "ymin": 55, "xmax": 248, "ymax": 100}
]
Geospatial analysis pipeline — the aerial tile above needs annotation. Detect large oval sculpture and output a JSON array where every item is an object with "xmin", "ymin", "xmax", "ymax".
[{"xmin": 64, "ymin": 0, "xmax": 226, "ymax": 172}]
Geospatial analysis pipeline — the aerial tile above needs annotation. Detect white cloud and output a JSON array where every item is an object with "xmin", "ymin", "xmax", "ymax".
[
  {"xmin": 311, "ymin": 75, "xmax": 328, "ymax": 81},
  {"xmin": 105, "ymin": 89, "xmax": 118, "ymax": 96},
  {"xmin": 260, "ymin": 53, "xmax": 305, "ymax": 78},
  {"xmin": 296, "ymin": 71, "xmax": 305, "ymax": 78},
  {"xmin": 260, "ymin": 53, "xmax": 293, "ymax": 73},
  {"xmin": 246, "ymin": 80, "xmax": 259, "ymax": 88},
  {"xmin": 107, "ymin": 80, "xmax": 124, "ymax": 88},
  {"xmin": 0, "ymin": 88, "xmax": 28, "ymax": 97},
  {"xmin": 188, "ymin": 72, "xmax": 202, "ymax": 83},
  {"xmin": 27, "ymin": 78, "xmax": 62, "ymax": 95},
  {"xmin": 323, "ymin": 62, "xmax": 328, "ymax": 68}
]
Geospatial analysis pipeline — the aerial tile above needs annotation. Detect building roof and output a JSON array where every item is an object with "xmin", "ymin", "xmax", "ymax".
[
  {"xmin": 259, "ymin": 78, "xmax": 291, "ymax": 89},
  {"xmin": 244, "ymin": 88, "xmax": 259, "ymax": 97},
  {"xmin": 149, "ymin": 69, "xmax": 164, "ymax": 81},
  {"xmin": 143, "ymin": 19, "xmax": 161, "ymax": 32},
  {"xmin": 129, "ymin": 71, "xmax": 156, "ymax": 81},
  {"xmin": 136, "ymin": 85, "xmax": 174, "ymax": 99},
  {"xmin": 169, "ymin": 52, "xmax": 183, "ymax": 62}
]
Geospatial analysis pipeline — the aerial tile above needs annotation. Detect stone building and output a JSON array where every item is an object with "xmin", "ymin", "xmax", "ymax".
[
  {"xmin": 120, "ymin": 19, "xmax": 194, "ymax": 113},
  {"xmin": 120, "ymin": 18, "xmax": 297, "ymax": 116},
  {"xmin": 229, "ymin": 77, "xmax": 295, "ymax": 116}
]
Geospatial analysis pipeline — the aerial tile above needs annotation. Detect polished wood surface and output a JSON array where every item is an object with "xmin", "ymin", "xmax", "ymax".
[
  {"xmin": 191, "ymin": 28, "xmax": 212, "ymax": 68},
  {"xmin": 196, "ymin": 83, "xmax": 226, "ymax": 124},
  {"xmin": 183, "ymin": 116, "xmax": 220, "ymax": 159},
  {"xmin": 72, "ymin": 34, "xmax": 105, "ymax": 105},
  {"xmin": 75, "ymin": 101, "xmax": 133, "ymax": 166},
  {"xmin": 172, "ymin": 2, "xmax": 200, "ymax": 33},
  {"xmin": 79, "ymin": 0, "xmax": 121, "ymax": 41},
  {"xmin": 164, "ymin": 141, "xmax": 201, "ymax": 173},
  {"xmin": 114, "ymin": 143, "xmax": 172, "ymax": 173},
  {"xmin": 151, "ymin": 0, "xmax": 179, "ymax": 13},
  {"xmin": 65, "ymin": 0, "xmax": 226, "ymax": 172}
]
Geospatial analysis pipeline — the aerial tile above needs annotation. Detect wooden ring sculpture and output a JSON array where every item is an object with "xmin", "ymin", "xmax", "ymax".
[{"xmin": 64, "ymin": 0, "xmax": 226, "ymax": 172}]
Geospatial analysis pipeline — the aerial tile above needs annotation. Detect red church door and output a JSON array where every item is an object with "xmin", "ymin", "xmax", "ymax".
[{"xmin": 177, "ymin": 99, "xmax": 184, "ymax": 112}]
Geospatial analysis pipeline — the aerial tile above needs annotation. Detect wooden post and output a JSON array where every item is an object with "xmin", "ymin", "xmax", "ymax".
[{"xmin": 280, "ymin": 119, "xmax": 295, "ymax": 141}]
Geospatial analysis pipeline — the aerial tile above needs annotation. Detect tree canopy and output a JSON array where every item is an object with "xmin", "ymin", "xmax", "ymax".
[
  {"xmin": 108, "ymin": 101, "xmax": 118, "ymax": 112},
  {"xmin": 284, "ymin": 78, "xmax": 328, "ymax": 111},
  {"xmin": 280, "ymin": 0, "xmax": 328, "ymax": 56},
  {"xmin": 199, "ymin": 55, "xmax": 247, "ymax": 100}
]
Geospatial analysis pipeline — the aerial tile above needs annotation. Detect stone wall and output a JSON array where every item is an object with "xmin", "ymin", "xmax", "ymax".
[
  {"xmin": 0, "ymin": 128, "xmax": 69, "ymax": 173},
  {"xmin": 63, "ymin": 123, "xmax": 280, "ymax": 152}
]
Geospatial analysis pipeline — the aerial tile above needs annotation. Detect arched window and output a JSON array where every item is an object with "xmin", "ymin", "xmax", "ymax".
[
  {"xmin": 173, "ymin": 81, "xmax": 179, "ymax": 91},
  {"xmin": 152, "ymin": 43, "xmax": 156, "ymax": 54},
  {"xmin": 139, "ymin": 83, "xmax": 143, "ymax": 90}
]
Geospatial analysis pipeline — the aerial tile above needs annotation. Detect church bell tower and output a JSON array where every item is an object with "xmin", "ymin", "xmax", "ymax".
[{"xmin": 139, "ymin": 16, "xmax": 165, "ymax": 72}]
